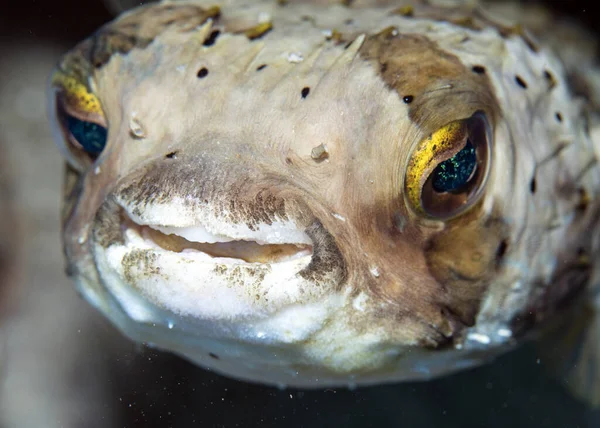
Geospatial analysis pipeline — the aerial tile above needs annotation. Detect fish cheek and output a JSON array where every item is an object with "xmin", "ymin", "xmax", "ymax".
[
  {"xmin": 424, "ymin": 208, "xmax": 507, "ymax": 325},
  {"xmin": 61, "ymin": 162, "xmax": 84, "ymax": 231}
]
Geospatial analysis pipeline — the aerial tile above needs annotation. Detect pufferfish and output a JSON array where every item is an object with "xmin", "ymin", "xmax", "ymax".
[{"xmin": 48, "ymin": 0, "xmax": 600, "ymax": 403}]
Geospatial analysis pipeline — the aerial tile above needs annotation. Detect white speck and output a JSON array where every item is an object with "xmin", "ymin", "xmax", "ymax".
[
  {"xmin": 391, "ymin": 29, "xmax": 398, "ymax": 36},
  {"xmin": 78, "ymin": 234, "xmax": 87, "ymax": 244},
  {"xmin": 258, "ymin": 12, "xmax": 271, "ymax": 22},
  {"xmin": 332, "ymin": 213, "xmax": 346, "ymax": 222},
  {"xmin": 467, "ymin": 332, "xmax": 491, "ymax": 345},
  {"xmin": 497, "ymin": 328, "xmax": 512, "ymax": 338},
  {"xmin": 94, "ymin": 166, "xmax": 101, "ymax": 175},
  {"xmin": 322, "ymin": 29, "xmax": 333, "ymax": 37},
  {"xmin": 287, "ymin": 52, "xmax": 304, "ymax": 63},
  {"xmin": 289, "ymin": 394, "xmax": 293, "ymax": 399},
  {"xmin": 168, "ymin": 321, "xmax": 175, "ymax": 329},
  {"xmin": 352, "ymin": 293, "xmax": 369, "ymax": 312},
  {"xmin": 455, "ymin": 343, "xmax": 463, "ymax": 350},
  {"xmin": 369, "ymin": 266, "xmax": 380, "ymax": 278},
  {"xmin": 176, "ymin": 65, "xmax": 186, "ymax": 73},
  {"xmin": 511, "ymin": 281, "xmax": 523, "ymax": 291},
  {"xmin": 369, "ymin": 179, "xmax": 374, "ymax": 184},
  {"xmin": 256, "ymin": 331, "xmax": 266, "ymax": 339},
  {"xmin": 536, "ymin": 358, "xmax": 541, "ymax": 364}
]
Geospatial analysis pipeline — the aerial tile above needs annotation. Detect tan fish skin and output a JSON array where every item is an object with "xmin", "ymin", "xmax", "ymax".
[{"xmin": 48, "ymin": 0, "xmax": 600, "ymax": 389}]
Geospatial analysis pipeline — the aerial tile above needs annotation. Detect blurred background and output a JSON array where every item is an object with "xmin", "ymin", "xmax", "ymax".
[{"xmin": 0, "ymin": 1, "xmax": 599, "ymax": 427}]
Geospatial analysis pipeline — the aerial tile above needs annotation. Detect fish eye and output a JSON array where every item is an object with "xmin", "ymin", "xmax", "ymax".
[
  {"xmin": 63, "ymin": 114, "xmax": 108, "ymax": 155},
  {"xmin": 49, "ymin": 70, "xmax": 108, "ymax": 169},
  {"xmin": 405, "ymin": 112, "xmax": 491, "ymax": 219}
]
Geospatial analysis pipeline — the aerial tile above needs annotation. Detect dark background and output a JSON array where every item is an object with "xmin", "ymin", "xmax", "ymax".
[
  {"xmin": 1, "ymin": 1, "xmax": 599, "ymax": 427},
  {"xmin": 1, "ymin": 0, "xmax": 598, "ymax": 43}
]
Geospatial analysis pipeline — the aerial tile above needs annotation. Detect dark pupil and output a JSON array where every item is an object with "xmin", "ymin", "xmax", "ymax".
[
  {"xmin": 431, "ymin": 140, "xmax": 477, "ymax": 193},
  {"xmin": 66, "ymin": 115, "xmax": 107, "ymax": 155}
]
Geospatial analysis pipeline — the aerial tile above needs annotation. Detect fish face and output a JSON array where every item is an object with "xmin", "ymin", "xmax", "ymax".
[{"xmin": 48, "ymin": 0, "xmax": 600, "ymax": 387}]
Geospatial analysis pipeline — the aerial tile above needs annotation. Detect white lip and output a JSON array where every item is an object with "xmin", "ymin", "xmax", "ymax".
[
  {"xmin": 117, "ymin": 195, "xmax": 313, "ymax": 246},
  {"xmin": 151, "ymin": 222, "xmax": 312, "ymax": 246}
]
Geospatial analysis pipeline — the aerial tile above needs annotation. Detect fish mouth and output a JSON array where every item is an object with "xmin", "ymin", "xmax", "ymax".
[
  {"xmin": 90, "ymin": 194, "xmax": 346, "ymax": 320},
  {"xmin": 120, "ymin": 209, "xmax": 313, "ymax": 264}
]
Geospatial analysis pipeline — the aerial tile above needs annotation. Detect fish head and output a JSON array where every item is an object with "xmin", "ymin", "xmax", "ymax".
[{"xmin": 48, "ymin": 1, "xmax": 600, "ymax": 387}]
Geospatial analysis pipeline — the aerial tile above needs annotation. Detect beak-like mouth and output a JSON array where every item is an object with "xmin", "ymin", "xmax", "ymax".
[
  {"xmin": 132, "ymin": 220, "xmax": 313, "ymax": 264},
  {"xmin": 114, "ymin": 202, "xmax": 315, "ymax": 266},
  {"xmin": 89, "ymin": 196, "xmax": 344, "ymax": 320}
]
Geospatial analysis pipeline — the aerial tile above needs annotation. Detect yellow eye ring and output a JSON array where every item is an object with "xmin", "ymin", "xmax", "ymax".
[{"xmin": 405, "ymin": 112, "xmax": 491, "ymax": 219}]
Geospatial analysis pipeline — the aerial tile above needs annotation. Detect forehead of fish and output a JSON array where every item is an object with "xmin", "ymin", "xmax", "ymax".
[{"xmin": 54, "ymin": 0, "xmax": 600, "ymax": 385}]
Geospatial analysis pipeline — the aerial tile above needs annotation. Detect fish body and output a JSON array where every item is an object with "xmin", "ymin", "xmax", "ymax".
[{"xmin": 49, "ymin": 0, "xmax": 600, "ymax": 391}]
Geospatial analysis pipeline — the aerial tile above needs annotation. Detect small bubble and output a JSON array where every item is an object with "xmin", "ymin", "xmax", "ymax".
[{"xmin": 168, "ymin": 321, "xmax": 175, "ymax": 329}]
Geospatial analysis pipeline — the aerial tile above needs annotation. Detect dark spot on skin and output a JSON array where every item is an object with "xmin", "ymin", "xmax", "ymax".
[
  {"xmin": 301, "ymin": 87, "xmax": 310, "ymax": 99},
  {"xmin": 543, "ymin": 69, "xmax": 556, "ymax": 89},
  {"xmin": 256, "ymin": 64, "xmax": 267, "ymax": 71},
  {"xmin": 380, "ymin": 63, "xmax": 388, "ymax": 73},
  {"xmin": 203, "ymin": 30, "xmax": 220, "ymax": 46},
  {"xmin": 197, "ymin": 67, "xmax": 209, "ymax": 78},
  {"xmin": 344, "ymin": 19, "xmax": 354, "ymax": 25},
  {"xmin": 403, "ymin": 95, "xmax": 414, "ymax": 104},
  {"xmin": 496, "ymin": 239, "xmax": 509, "ymax": 261},
  {"xmin": 285, "ymin": 157, "xmax": 293, "ymax": 165},
  {"xmin": 576, "ymin": 188, "xmax": 589, "ymax": 212},
  {"xmin": 555, "ymin": 112, "xmax": 563, "ymax": 123},
  {"xmin": 209, "ymin": 353, "xmax": 220, "ymax": 360},
  {"xmin": 471, "ymin": 65, "xmax": 486, "ymax": 74},
  {"xmin": 515, "ymin": 75, "xmax": 528, "ymax": 89},
  {"xmin": 165, "ymin": 151, "xmax": 178, "ymax": 159},
  {"xmin": 530, "ymin": 176, "xmax": 536, "ymax": 194}
]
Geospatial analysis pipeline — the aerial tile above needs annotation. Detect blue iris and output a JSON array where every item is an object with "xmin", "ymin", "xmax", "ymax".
[
  {"xmin": 66, "ymin": 115, "xmax": 107, "ymax": 155},
  {"xmin": 432, "ymin": 140, "xmax": 477, "ymax": 192}
]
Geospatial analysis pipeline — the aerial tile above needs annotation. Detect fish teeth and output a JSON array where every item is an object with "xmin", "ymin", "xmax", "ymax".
[
  {"xmin": 117, "ymin": 196, "xmax": 313, "ymax": 245},
  {"xmin": 146, "ymin": 221, "xmax": 312, "ymax": 245},
  {"xmin": 151, "ymin": 225, "xmax": 234, "ymax": 244}
]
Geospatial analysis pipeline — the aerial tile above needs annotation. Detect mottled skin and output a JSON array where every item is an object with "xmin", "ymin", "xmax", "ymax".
[{"xmin": 49, "ymin": 0, "xmax": 600, "ymax": 387}]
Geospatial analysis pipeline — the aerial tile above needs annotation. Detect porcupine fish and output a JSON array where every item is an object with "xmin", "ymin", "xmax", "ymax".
[{"xmin": 48, "ymin": 0, "xmax": 600, "ymax": 403}]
